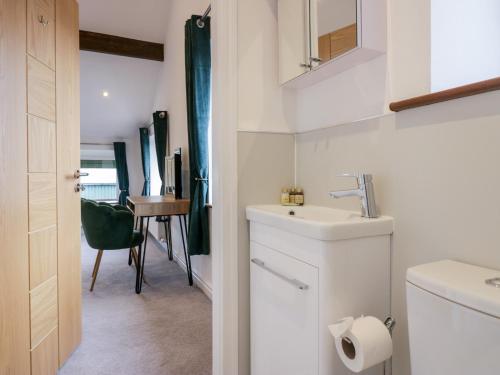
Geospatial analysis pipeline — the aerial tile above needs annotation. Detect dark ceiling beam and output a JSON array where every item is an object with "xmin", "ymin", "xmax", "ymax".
[{"xmin": 79, "ymin": 30, "xmax": 164, "ymax": 61}]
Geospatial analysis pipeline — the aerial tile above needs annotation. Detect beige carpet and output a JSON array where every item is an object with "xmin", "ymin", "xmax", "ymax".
[{"xmin": 59, "ymin": 235, "xmax": 212, "ymax": 375}]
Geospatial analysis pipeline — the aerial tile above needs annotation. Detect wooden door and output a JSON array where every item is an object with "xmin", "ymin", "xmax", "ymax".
[
  {"xmin": 56, "ymin": 0, "xmax": 81, "ymax": 366},
  {"xmin": 0, "ymin": 0, "xmax": 31, "ymax": 373},
  {"xmin": 1, "ymin": 0, "xmax": 80, "ymax": 373}
]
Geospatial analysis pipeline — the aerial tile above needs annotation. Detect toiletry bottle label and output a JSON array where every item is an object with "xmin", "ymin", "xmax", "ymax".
[
  {"xmin": 295, "ymin": 193, "xmax": 304, "ymax": 205},
  {"xmin": 281, "ymin": 189, "xmax": 290, "ymax": 205}
]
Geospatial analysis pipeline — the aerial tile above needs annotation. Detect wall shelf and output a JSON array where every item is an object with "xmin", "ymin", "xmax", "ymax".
[{"xmin": 389, "ymin": 76, "xmax": 500, "ymax": 112}]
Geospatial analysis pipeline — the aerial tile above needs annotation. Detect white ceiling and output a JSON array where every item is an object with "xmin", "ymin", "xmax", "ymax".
[
  {"xmin": 79, "ymin": 0, "xmax": 171, "ymax": 42},
  {"xmin": 79, "ymin": 0, "xmax": 168, "ymax": 144},
  {"xmin": 80, "ymin": 51, "xmax": 162, "ymax": 144}
]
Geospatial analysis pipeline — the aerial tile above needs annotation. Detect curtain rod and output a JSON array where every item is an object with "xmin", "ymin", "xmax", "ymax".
[
  {"xmin": 197, "ymin": 4, "xmax": 211, "ymax": 28},
  {"xmin": 147, "ymin": 111, "xmax": 167, "ymax": 128}
]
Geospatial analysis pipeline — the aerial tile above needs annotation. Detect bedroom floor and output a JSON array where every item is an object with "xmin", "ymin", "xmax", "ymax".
[{"xmin": 59, "ymin": 235, "xmax": 212, "ymax": 375}]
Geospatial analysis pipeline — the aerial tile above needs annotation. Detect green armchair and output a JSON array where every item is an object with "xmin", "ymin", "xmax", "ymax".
[{"xmin": 81, "ymin": 198, "xmax": 144, "ymax": 291}]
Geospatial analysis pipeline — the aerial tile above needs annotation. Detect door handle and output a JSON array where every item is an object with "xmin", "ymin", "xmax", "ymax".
[
  {"xmin": 251, "ymin": 258, "xmax": 309, "ymax": 290},
  {"xmin": 74, "ymin": 169, "xmax": 89, "ymax": 179},
  {"xmin": 74, "ymin": 183, "xmax": 86, "ymax": 193}
]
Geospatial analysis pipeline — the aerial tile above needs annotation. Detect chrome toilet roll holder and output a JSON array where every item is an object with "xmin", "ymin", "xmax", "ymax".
[
  {"xmin": 384, "ymin": 316, "xmax": 396, "ymax": 335},
  {"xmin": 337, "ymin": 316, "xmax": 396, "ymax": 356}
]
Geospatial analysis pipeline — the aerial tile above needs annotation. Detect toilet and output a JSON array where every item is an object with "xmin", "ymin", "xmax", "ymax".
[{"xmin": 406, "ymin": 260, "xmax": 500, "ymax": 375}]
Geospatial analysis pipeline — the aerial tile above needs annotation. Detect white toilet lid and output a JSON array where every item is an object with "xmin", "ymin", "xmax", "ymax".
[{"xmin": 407, "ymin": 260, "xmax": 500, "ymax": 318}]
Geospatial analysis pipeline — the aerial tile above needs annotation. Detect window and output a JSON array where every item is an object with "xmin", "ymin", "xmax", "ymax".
[
  {"xmin": 80, "ymin": 160, "xmax": 119, "ymax": 202},
  {"xmin": 431, "ymin": 0, "xmax": 500, "ymax": 91}
]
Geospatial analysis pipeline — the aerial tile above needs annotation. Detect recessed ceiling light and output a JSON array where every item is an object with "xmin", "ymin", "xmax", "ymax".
[{"xmin": 102, "ymin": 91, "xmax": 109, "ymax": 97}]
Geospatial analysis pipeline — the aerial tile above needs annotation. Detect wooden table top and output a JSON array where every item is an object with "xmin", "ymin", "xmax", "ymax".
[{"xmin": 127, "ymin": 195, "xmax": 190, "ymax": 217}]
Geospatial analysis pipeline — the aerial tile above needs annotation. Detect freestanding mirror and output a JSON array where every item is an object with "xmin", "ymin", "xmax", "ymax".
[{"xmin": 165, "ymin": 148, "xmax": 183, "ymax": 199}]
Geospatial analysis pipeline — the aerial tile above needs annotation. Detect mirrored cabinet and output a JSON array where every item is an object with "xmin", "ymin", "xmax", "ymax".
[{"xmin": 278, "ymin": 0, "xmax": 386, "ymax": 87}]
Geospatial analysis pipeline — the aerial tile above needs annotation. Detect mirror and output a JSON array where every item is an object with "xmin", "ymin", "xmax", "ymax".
[
  {"xmin": 278, "ymin": 0, "xmax": 359, "ymax": 84},
  {"xmin": 311, "ymin": 0, "xmax": 358, "ymax": 65}
]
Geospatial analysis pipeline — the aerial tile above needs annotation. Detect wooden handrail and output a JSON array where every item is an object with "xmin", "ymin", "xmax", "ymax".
[{"xmin": 389, "ymin": 76, "xmax": 500, "ymax": 112}]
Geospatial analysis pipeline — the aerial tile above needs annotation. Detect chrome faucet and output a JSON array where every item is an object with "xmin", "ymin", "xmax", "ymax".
[{"xmin": 329, "ymin": 173, "xmax": 378, "ymax": 218}]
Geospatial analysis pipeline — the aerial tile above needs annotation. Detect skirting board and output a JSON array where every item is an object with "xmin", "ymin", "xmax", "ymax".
[
  {"xmin": 173, "ymin": 252, "xmax": 213, "ymax": 301},
  {"xmin": 148, "ymin": 232, "xmax": 213, "ymax": 300}
]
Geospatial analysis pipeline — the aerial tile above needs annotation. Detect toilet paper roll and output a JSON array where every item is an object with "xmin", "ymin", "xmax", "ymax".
[{"xmin": 329, "ymin": 316, "xmax": 392, "ymax": 373}]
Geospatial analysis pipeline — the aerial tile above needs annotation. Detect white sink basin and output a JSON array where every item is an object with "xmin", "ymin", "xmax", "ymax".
[{"xmin": 246, "ymin": 205, "xmax": 393, "ymax": 241}]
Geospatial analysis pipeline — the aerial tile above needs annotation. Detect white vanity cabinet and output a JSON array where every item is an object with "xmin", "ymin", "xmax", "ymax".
[
  {"xmin": 250, "ymin": 241, "xmax": 319, "ymax": 375},
  {"xmin": 247, "ymin": 205, "xmax": 394, "ymax": 375}
]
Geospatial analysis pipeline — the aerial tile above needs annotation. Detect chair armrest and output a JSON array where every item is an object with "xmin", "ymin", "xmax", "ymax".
[{"xmin": 113, "ymin": 204, "xmax": 131, "ymax": 212}]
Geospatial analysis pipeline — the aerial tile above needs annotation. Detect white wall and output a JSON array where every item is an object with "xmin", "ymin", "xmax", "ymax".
[
  {"xmin": 388, "ymin": 0, "xmax": 431, "ymax": 101},
  {"xmin": 296, "ymin": 91, "xmax": 500, "ymax": 375},
  {"xmin": 431, "ymin": 0, "xmax": 500, "ymax": 91},
  {"xmin": 149, "ymin": 0, "xmax": 213, "ymax": 295},
  {"xmin": 238, "ymin": 0, "xmax": 295, "ymax": 133},
  {"xmin": 235, "ymin": 0, "xmax": 500, "ymax": 375},
  {"xmin": 80, "ymin": 51, "xmax": 162, "ymax": 144}
]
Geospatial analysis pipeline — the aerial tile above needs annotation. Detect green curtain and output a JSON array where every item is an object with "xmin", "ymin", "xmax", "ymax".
[
  {"xmin": 139, "ymin": 128, "xmax": 151, "ymax": 196},
  {"xmin": 153, "ymin": 111, "xmax": 168, "ymax": 195},
  {"xmin": 113, "ymin": 142, "xmax": 130, "ymax": 205},
  {"xmin": 185, "ymin": 15, "xmax": 210, "ymax": 256}
]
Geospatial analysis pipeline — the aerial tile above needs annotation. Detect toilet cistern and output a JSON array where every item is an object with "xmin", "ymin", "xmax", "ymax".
[{"xmin": 329, "ymin": 173, "xmax": 378, "ymax": 218}]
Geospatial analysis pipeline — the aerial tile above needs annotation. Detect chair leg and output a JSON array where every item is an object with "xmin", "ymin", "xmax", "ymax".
[
  {"xmin": 91, "ymin": 250, "xmax": 101, "ymax": 277},
  {"xmin": 131, "ymin": 247, "xmax": 139, "ymax": 268},
  {"xmin": 90, "ymin": 250, "xmax": 104, "ymax": 292}
]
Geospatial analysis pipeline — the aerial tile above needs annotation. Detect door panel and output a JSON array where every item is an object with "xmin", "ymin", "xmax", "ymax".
[
  {"xmin": 29, "ymin": 226, "xmax": 57, "ymax": 289},
  {"xmin": 28, "ymin": 115, "xmax": 57, "ymax": 173},
  {"xmin": 27, "ymin": 55, "xmax": 56, "ymax": 121},
  {"xmin": 30, "ymin": 276, "xmax": 58, "ymax": 349},
  {"xmin": 27, "ymin": 0, "xmax": 56, "ymax": 69},
  {"xmin": 56, "ymin": 0, "xmax": 81, "ymax": 365},
  {"xmin": 0, "ymin": 0, "xmax": 31, "ymax": 373},
  {"xmin": 28, "ymin": 173, "xmax": 57, "ymax": 232},
  {"xmin": 31, "ymin": 329, "xmax": 59, "ymax": 375}
]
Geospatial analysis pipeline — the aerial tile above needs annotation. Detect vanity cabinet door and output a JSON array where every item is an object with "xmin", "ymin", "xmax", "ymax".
[
  {"xmin": 250, "ymin": 241, "xmax": 319, "ymax": 375},
  {"xmin": 278, "ymin": 0, "xmax": 310, "ymax": 84}
]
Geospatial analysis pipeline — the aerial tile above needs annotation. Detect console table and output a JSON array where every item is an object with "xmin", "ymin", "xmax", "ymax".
[{"xmin": 127, "ymin": 195, "xmax": 192, "ymax": 293}]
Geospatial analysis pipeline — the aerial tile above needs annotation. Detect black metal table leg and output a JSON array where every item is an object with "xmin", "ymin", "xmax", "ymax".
[
  {"xmin": 163, "ymin": 217, "xmax": 173, "ymax": 261},
  {"xmin": 179, "ymin": 215, "xmax": 193, "ymax": 286},
  {"xmin": 135, "ymin": 217, "xmax": 144, "ymax": 293},
  {"xmin": 137, "ymin": 217, "xmax": 150, "ymax": 293}
]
